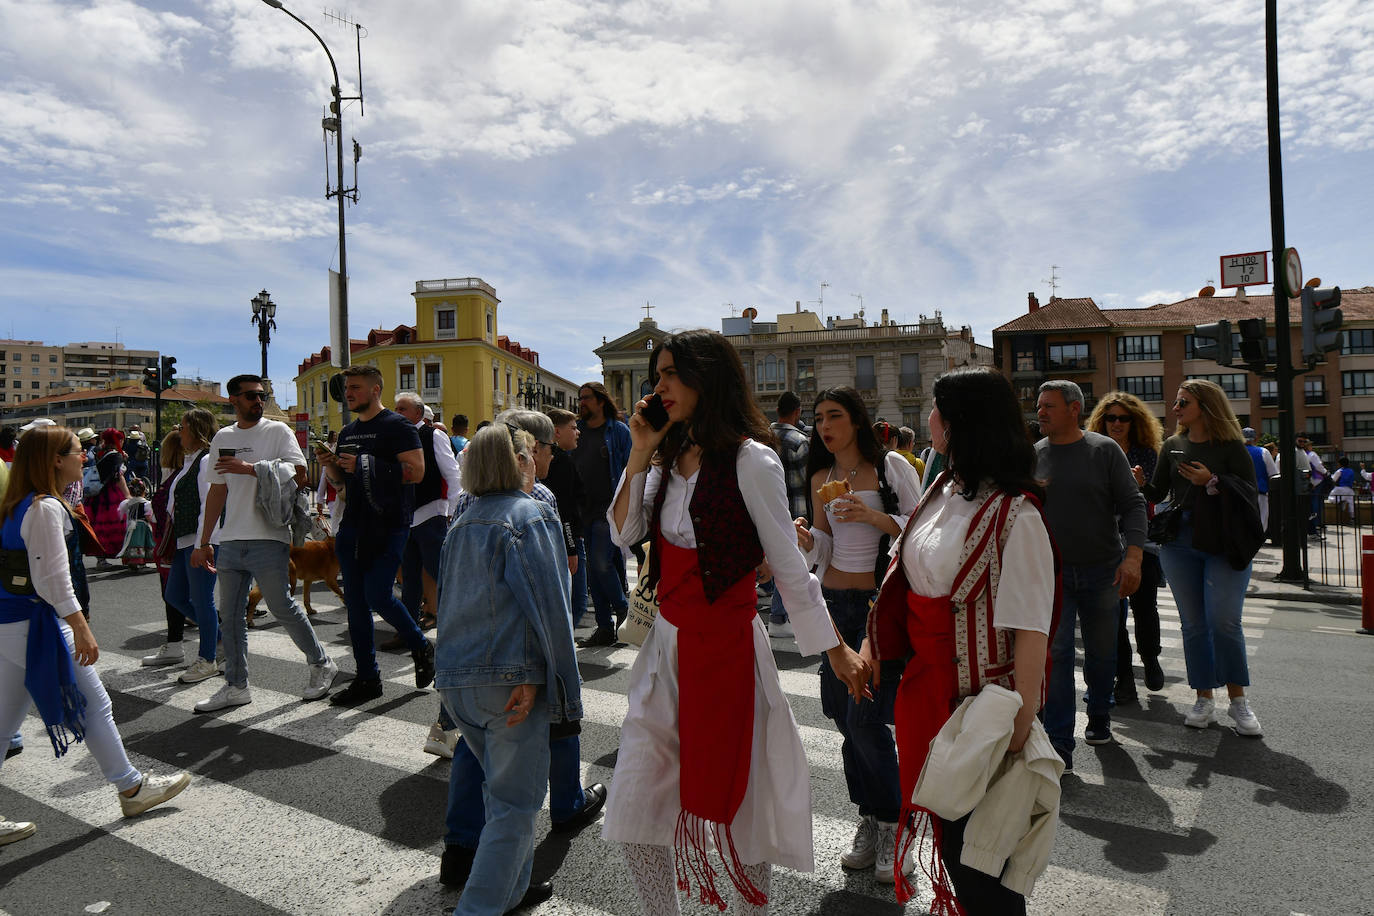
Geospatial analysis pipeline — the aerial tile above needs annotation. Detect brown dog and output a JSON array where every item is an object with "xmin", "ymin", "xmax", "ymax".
[{"xmin": 245, "ymin": 538, "xmax": 343, "ymax": 626}]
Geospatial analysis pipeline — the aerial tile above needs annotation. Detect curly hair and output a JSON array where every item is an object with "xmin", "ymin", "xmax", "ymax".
[{"xmin": 1086, "ymin": 391, "xmax": 1163, "ymax": 454}]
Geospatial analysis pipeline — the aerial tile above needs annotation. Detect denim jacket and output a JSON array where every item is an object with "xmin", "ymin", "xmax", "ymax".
[{"xmin": 435, "ymin": 489, "xmax": 583, "ymax": 723}]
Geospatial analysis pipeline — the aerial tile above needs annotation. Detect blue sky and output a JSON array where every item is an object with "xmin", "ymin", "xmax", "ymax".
[{"xmin": 3, "ymin": 0, "xmax": 1372, "ymax": 409}]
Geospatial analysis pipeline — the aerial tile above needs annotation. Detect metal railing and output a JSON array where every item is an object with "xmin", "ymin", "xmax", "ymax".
[
  {"xmin": 414, "ymin": 277, "xmax": 497, "ymax": 296},
  {"xmin": 1306, "ymin": 489, "xmax": 1370, "ymax": 588}
]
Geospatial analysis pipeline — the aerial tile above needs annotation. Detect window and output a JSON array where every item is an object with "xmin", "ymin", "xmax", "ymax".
[
  {"xmin": 29, "ymin": 353, "xmax": 38, "ymax": 362},
  {"xmin": 30, "ymin": 367, "xmax": 38, "ymax": 376},
  {"xmin": 486, "ymin": 311, "xmax": 494, "ymax": 338},
  {"xmin": 505, "ymin": 371, "xmax": 511, "ymax": 395},
  {"xmin": 48, "ymin": 368, "xmax": 56, "ymax": 376},
  {"xmin": 398, "ymin": 365, "xmax": 416, "ymax": 391},
  {"xmin": 9, "ymin": 380, "xmax": 18, "ymax": 389},
  {"xmin": 1343, "ymin": 371, "xmax": 1374, "ymax": 396},
  {"xmin": 1262, "ymin": 418, "xmax": 1280, "ymax": 438},
  {"xmin": 1304, "ymin": 416, "xmax": 1327, "ymax": 444},
  {"xmin": 1116, "ymin": 335, "xmax": 1161, "ymax": 361},
  {"xmin": 1235, "ymin": 413, "xmax": 1250, "ymax": 428},
  {"xmin": 1187, "ymin": 373, "xmax": 1247, "ymax": 399},
  {"xmin": 1013, "ymin": 338, "xmax": 1041, "ymax": 373},
  {"xmin": 901, "ymin": 408, "xmax": 923, "ymax": 434},
  {"xmin": 1342, "ymin": 329, "xmax": 1374, "ymax": 355},
  {"xmin": 1345, "ymin": 413, "xmax": 1374, "ymax": 438},
  {"xmin": 855, "ymin": 355, "xmax": 876, "ymax": 389},
  {"xmin": 436, "ymin": 308, "xmax": 456, "ymax": 339},
  {"xmin": 492, "ymin": 365, "xmax": 499, "ymax": 392},
  {"xmin": 1047, "ymin": 342, "xmax": 1089, "ymax": 369},
  {"xmin": 9, "ymin": 353, "xmax": 19, "ymax": 361},
  {"xmin": 10, "ymin": 367, "xmax": 18, "ymax": 375},
  {"xmin": 1117, "ymin": 376, "xmax": 1163, "ymax": 401},
  {"xmin": 424, "ymin": 363, "xmax": 441, "ymax": 390},
  {"xmin": 900, "ymin": 353, "xmax": 920, "ymax": 388},
  {"xmin": 321, "ymin": 380, "xmax": 328, "ymax": 403},
  {"xmin": 757, "ymin": 354, "xmax": 783, "ymax": 391},
  {"xmin": 48, "ymin": 354, "xmax": 57, "ymax": 363},
  {"xmin": 795, "ymin": 358, "xmax": 815, "ymax": 393},
  {"xmin": 1260, "ymin": 379, "xmax": 1278, "ymax": 406},
  {"xmin": 30, "ymin": 381, "xmax": 38, "ymax": 389},
  {"xmin": 1304, "ymin": 377, "xmax": 1327, "ymax": 406}
]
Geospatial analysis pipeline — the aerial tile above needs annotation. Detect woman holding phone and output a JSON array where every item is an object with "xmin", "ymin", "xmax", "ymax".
[
  {"xmin": 1142, "ymin": 380, "xmax": 1262, "ymax": 735},
  {"xmin": 605, "ymin": 329, "xmax": 870, "ymax": 915},
  {"xmin": 797, "ymin": 386, "xmax": 921, "ymax": 883}
]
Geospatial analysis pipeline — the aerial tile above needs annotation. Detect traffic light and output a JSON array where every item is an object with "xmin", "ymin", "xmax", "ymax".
[
  {"xmin": 143, "ymin": 365, "xmax": 160, "ymax": 392},
  {"xmin": 1192, "ymin": 319, "xmax": 1233, "ymax": 367},
  {"xmin": 161, "ymin": 355, "xmax": 177, "ymax": 391},
  {"xmin": 1236, "ymin": 317, "xmax": 1269, "ymax": 373},
  {"xmin": 1301, "ymin": 286, "xmax": 1343, "ymax": 364}
]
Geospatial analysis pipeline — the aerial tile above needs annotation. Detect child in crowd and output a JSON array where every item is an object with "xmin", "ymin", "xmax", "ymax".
[{"xmin": 117, "ymin": 479, "xmax": 156, "ymax": 570}]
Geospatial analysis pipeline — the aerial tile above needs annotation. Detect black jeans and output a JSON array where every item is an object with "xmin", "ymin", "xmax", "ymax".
[
  {"xmin": 1117, "ymin": 550, "xmax": 1162, "ymax": 683},
  {"xmin": 938, "ymin": 813, "xmax": 1027, "ymax": 916}
]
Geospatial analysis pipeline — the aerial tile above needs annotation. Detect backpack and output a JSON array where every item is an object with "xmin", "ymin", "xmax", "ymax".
[
  {"xmin": 127, "ymin": 438, "xmax": 148, "ymax": 463},
  {"xmin": 872, "ymin": 452, "xmax": 901, "ymax": 583}
]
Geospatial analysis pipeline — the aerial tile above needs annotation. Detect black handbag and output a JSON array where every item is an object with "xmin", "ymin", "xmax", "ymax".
[
  {"xmin": 0, "ymin": 548, "xmax": 36, "ymax": 596},
  {"xmin": 1146, "ymin": 504, "xmax": 1183, "ymax": 544}
]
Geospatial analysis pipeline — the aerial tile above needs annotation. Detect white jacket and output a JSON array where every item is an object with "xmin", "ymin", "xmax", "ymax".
[{"xmin": 912, "ymin": 684, "xmax": 1064, "ymax": 896}]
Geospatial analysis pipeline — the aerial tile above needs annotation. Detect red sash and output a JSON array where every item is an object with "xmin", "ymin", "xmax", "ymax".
[{"xmin": 656, "ymin": 538, "xmax": 767, "ymax": 911}]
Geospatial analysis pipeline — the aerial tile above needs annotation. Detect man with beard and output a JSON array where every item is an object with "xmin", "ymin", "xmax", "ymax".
[{"xmin": 571, "ymin": 382, "xmax": 631, "ymax": 647}]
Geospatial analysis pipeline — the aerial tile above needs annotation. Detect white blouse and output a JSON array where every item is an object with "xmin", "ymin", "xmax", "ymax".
[
  {"xmin": 17, "ymin": 496, "xmax": 82, "ymax": 620},
  {"xmin": 900, "ymin": 478, "xmax": 1055, "ymax": 635},
  {"xmin": 610, "ymin": 439, "xmax": 840, "ymax": 657}
]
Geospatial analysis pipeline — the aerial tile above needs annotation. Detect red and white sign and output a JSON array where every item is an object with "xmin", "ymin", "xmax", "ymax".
[{"xmin": 1219, "ymin": 251, "xmax": 1269, "ymax": 289}]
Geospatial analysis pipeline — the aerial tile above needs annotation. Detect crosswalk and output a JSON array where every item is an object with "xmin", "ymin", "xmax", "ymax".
[{"xmin": 0, "ymin": 575, "xmax": 1285, "ymax": 915}]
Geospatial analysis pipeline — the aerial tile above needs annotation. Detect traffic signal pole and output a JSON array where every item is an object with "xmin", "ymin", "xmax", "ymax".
[{"xmin": 1267, "ymin": 0, "xmax": 1305, "ymax": 583}]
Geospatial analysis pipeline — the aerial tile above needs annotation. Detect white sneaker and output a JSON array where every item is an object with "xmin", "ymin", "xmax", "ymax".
[
  {"xmin": 119, "ymin": 771, "xmax": 191, "ymax": 817},
  {"xmin": 194, "ymin": 684, "xmax": 252, "ymax": 714},
  {"xmin": 840, "ymin": 814, "xmax": 878, "ymax": 869},
  {"xmin": 769, "ymin": 620, "xmax": 795, "ymax": 640},
  {"xmin": 1228, "ymin": 697, "xmax": 1263, "ymax": 736},
  {"xmin": 303, "ymin": 659, "xmax": 339, "ymax": 701},
  {"xmin": 215, "ymin": 648, "xmax": 226, "ymax": 673},
  {"xmin": 141, "ymin": 643, "xmax": 184, "ymax": 667},
  {"xmin": 423, "ymin": 722, "xmax": 459, "ymax": 759},
  {"xmin": 178, "ymin": 657, "xmax": 220, "ymax": 684},
  {"xmin": 0, "ymin": 818, "xmax": 35, "ymax": 845},
  {"xmin": 1184, "ymin": 697, "xmax": 1215, "ymax": 728},
  {"xmin": 873, "ymin": 820, "xmax": 914, "ymax": 883}
]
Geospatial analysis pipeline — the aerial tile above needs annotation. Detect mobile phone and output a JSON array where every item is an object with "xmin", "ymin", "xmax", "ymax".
[
  {"xmin": 218, "ymin": 448, "xmax": 236, "ymax": 459},
  {"xmin": 640, "ymin": 394, "xmax": 670, "ymax": 432},
  {"xmin": 1169, "ymin": 449, "xmax": 1185, "ymax": 458}
]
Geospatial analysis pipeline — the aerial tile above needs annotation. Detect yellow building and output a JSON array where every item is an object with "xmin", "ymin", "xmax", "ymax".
[{"xmin": 294, "ymin": 277, "xmax": 581, "ymax": 433}]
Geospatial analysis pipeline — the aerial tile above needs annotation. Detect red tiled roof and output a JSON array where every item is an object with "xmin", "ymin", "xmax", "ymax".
[
  {"xmin": 993, "ymin": 298, "xmax": 1109, "ymax": 333},
  {"xmin": 8, "ymin": 385, "xmax": 229, "ymax": 409}
]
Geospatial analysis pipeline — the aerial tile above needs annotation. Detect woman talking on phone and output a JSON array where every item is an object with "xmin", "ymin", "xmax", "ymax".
[
  {"xmin": 1142, "ymin": 380, "xmax": 1263, "ymax": 736},
  {"xmin": 605, "ymin": 329, "xmax": 870, "ymax": 915},
  {"xmin": 798, "ymin": 386, "xmax": 921, "ymax": 883}
]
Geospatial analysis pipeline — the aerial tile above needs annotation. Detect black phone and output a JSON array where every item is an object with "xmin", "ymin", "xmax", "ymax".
[{"xmin": 641, "ymin": 394, "xmax": 670, "ymax": 431}]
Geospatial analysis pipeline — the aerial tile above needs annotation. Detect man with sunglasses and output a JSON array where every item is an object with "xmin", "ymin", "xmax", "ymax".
[{"xmin": 191, "ymin": 374, "xmax": 339, "ymax": 712}]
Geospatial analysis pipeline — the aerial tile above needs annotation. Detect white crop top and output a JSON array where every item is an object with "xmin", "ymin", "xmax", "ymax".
[{"xmin": 824, "ymin": 489, "xmax": 887, "ymax": 573}]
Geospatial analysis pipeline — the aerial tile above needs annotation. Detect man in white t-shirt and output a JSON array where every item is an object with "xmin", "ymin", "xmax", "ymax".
[{"xmin": 190, "ymin": 374, "xmax": 338, "ymax": 711}]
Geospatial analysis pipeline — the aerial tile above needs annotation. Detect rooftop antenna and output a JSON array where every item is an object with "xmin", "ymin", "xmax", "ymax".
[
  {"xmin": 851, "ymin": 292, "xmax": 865, "ymax": 319},
  {"xmin": 1043, "ymin": 265, "xmax": 1061, "ymax": 299},
  {"xmin": 320, "ymin": 8, "xmax": 365, "ymax": 206},
  {"xmin": 809, "ymin": 280, "xmax": 830, "ymax": 311},
  {"xmin": 726, "ymin": 302, "xmax": 736, "ymax": 317}
]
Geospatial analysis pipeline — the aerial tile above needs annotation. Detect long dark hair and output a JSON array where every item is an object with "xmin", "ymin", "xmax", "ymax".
[
  {"xmin": 805, "ymin": 386, "xmax": 886, "ymax": 482},
  {"xmin": 578, "ymin": 381, "xmax": 620, "ymax": 421},
  {"xmin": 934, "ymin": 368, "xmax": 1042, "ymax": 501},
  {"xmin": 648, "ymin": 329, "xmax": 772, "ymax": 467}
]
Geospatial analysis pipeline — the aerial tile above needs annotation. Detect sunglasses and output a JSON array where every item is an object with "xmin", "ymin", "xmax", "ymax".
[
  {"xmin": 237, "ymin": 391, "xmax": 268, "ymax": 402},
  {"xmin": 1103, "ymin": 413, "xmax": 1132, "ymax": 423}
]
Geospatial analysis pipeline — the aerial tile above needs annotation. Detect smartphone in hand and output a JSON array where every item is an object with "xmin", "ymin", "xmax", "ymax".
[{"xmin": 641, "ymin": 394, "xmax": 670, "ymax": 432}]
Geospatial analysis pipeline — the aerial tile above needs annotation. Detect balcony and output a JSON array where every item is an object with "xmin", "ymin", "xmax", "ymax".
[
  {"xmin": 1046, "ymin": 355, "xmax": 1097, "ymax": 372},
  {"xmin": 1260, "ymin": 395, "xmax": 1278, "ymax": 407},
  {"xmin": 1304, "ymin": 392, "xmax": 1329, "ymax": 406}
]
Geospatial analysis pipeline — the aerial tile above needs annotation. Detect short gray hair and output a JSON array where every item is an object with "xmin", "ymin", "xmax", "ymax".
[
  {"xmin": 460, "ymin": 424, "xmax": 533, "ymax": 495},
  {"xmin": 897, "ymin": 426, "xmax": 915, "ymax": 449},
  {"xmin": 1038, "ymin": 379, "xmax": 1084, "ymax": 411},
  {"xmin": 495, "ymin": 408, "xmax": 555, "ymax": 445},
  {"xmin": 394, "ymin": 390, "xmax": 424, "ymax": 411}
]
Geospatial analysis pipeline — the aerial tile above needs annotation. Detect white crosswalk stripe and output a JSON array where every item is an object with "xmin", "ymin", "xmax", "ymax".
[{"xmin": 5, "ymin": 572, "xmax": 1285, "ymax": 916}]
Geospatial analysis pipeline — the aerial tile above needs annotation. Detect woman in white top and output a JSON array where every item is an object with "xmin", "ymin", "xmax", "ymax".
[
  {"xmin": 605, "ymin": 329, "xmax": 870, "ymax": 915},
  {"xmin": 0, "ymin": 426, "xmax": 192, "ymax": 846},
  {"xmin": 865, "ymin": 368, "xmax": 1058, "ymax": 914},
  {"xmin": 794, "ymin": 386, "xmax": 921, "ymax": 884}
]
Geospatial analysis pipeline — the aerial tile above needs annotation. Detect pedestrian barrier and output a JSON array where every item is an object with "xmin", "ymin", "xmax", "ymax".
[{"xmin": 1307, "ymin": 491, "xmax": 1369, "ymax": 589}]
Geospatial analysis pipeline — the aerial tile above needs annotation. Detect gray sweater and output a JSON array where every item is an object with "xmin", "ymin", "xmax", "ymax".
[{"xmin": 1035, "ymin": 431, "xmax": 1147, "ymax": 567}]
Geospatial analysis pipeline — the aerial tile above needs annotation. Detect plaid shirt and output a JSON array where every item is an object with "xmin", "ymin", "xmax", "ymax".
[{"xmin": 770, "ymin": 422, "xmax": 811, "ymax": 520}]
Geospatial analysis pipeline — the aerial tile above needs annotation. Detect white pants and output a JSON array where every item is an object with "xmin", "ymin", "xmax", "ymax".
[{"xmin": 0, "ymin": 618, "xmax": 142, "ymax": 791}]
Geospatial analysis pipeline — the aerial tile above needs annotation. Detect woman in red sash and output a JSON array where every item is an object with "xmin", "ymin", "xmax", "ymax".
[
  {"xmin": 604, "ymin": 329, "xmax": 870, "ymax": 915},
  {"xmin": 866, "ymin": 368, "xmax": 1060, "ymax": 915}
]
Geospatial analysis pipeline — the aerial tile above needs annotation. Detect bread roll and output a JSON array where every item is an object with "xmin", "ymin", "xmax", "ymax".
[{"xmin": 817, "ymin": 479, "xmax": 851, "ymax": 505}]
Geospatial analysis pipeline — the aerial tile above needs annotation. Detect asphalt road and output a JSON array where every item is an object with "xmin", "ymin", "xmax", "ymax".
[{"xmin": 1, "ymin": 560, "xmax": 1370, "ymax": 916}]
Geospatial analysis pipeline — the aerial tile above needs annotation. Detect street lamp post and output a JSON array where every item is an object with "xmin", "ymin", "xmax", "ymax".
[
  {"xmin": 260, "ymin": 0, "xmax": 354, "ymax": 423},
  {"xmin": 250, "ymin": 289, "xmax": 277, "ymax": 379}
]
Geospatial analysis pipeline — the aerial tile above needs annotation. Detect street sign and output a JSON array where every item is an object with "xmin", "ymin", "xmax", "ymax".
[
  {"xmin": 1281, "ymin": 247, "xmax": 1303, "ymax": 299},
  {"xmin": 1219, "ymin": 251, "xmax": 1269, "ymax": 288}
]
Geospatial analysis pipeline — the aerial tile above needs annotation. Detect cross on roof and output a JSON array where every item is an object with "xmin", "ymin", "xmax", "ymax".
[{"xmin": 642, "ymin": 301, "xmax": 655, "ymax": 320}]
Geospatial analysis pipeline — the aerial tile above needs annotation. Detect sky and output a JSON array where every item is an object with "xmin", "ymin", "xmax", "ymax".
[{"xmin": 3, "ymin": 0, "xmax": 1373, "ymax": 408}]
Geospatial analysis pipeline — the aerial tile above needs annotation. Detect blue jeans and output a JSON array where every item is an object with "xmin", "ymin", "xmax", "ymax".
[
  {"xmin": 400, "ymin": 515, "xmax": 446, "ymax": 621},
  {"xmin": 217, "ymin": 539, "xmax": 327, "ymax": 689},
  {"xmin": 767, "ymin": 579, "xmax": 789, "ymax": 624},
  {"xmin": 582, "ymin": 518, "xmax": 626, "ymax": 631},
  {"xmin": 441, "ymin": 685, "xmax": 550, "ymax": 916},
  {"xmin": 1045, "ymin": 560, "xmax": 1120, "ymax": 755},
  {"xmin": 445, "ymin": 731, "xmax": 586, "ymax": 848},
  {"xmin": 164, "ymin": 545, "xmax": 218, "ymax": 662},
  {"xmin": 819, "ymin": 587, "xmax": 902, "ymax": 824},
  {"xmin": 335, "ymin": 526, "xmax": 426, "ymax": 681},
  {"xmin": 1159, "ymin": 518, "xmax": 1252, "ymax": 690},
  {"xmin": 571, "ymin": 538, "xmax": 588, "ymax": 627}
]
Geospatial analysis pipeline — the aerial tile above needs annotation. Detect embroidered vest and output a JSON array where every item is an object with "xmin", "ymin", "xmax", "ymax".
[
  {"xmin": 414, "ymin": 424, "xmax": 445, "ymax": 508},
  {"xmin": 868, "ymin": 471, "xmax": 1062, "ymax": 703},
  {"xmin": 171, "ymin": 450, "xmax": 208, "ymax": 540},
  {"xmin": 643, "ymin": 442, "xmax": 765, "ymax": 604}
]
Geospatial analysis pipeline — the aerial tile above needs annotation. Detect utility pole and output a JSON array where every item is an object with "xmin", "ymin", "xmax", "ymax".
[{"xmin": 1266, "ymin": 0, "xmax": 1305, "ymax": 583}]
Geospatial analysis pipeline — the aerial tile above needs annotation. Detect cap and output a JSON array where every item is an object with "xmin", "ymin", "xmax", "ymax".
[
  {"xmin": 423, "ymin": 405, "xmax": 435, "ymax": 422},
  {"xmin": 19, "ymin": 418, "xmax": 56, "ymax": 432},
  {"xmin": 1241, "ymin": 427, "xmax": 1257, "ymax": 440}
]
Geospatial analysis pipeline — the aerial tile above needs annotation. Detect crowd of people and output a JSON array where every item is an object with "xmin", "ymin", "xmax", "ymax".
[{"xmin": 0, "ymin": 337, "xmax": 1278, "ymax": 915}]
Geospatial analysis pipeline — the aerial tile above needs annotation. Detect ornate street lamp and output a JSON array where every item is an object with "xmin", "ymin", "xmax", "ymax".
[{"xmin": 251, "ymin": 289, "xmax": 278, "ymax": 379}]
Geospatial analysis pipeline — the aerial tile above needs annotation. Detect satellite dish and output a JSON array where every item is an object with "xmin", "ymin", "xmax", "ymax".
[
  {"xmin": 1306, "ymin": 277, "xmax": 1322, "ymax": 288},
  {"xmin": 1198, "ymin": 286, "xmax": 1216, "ymax": 298},
  {"xmin": 742, "ymin": 307, "xmax": 758, "ymax": 320}
]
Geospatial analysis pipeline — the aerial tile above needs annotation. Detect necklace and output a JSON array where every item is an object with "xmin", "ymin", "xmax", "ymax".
[{"xmin": 840, "ymin": 462, "xmax": 860, "ymax": 480}]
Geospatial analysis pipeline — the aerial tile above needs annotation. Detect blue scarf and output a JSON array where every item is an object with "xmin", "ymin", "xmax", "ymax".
[{"xmin": 1, "ymin": 494, "xmax": 88, "ymax": 756}]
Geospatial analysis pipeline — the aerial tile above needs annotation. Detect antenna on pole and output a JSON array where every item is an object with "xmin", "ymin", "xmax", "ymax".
[
  {"xmin": 851, "ymin": 292, "xmax": 864, "ymax": 318},
  {"xmin": 1043, "ymin": 265, "xmax": 1061, "ymax": 299}
]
